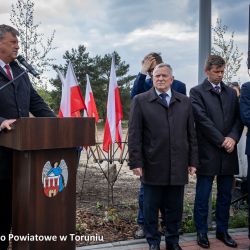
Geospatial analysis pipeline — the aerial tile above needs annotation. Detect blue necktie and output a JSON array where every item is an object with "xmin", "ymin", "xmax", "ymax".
[
  {"xmin": 214, "ymin": 85, "xmax": 221, "ymax": 93},
  {"xmin": 159, "ymin": 93, "xmax": 169, "ymax": 106}
]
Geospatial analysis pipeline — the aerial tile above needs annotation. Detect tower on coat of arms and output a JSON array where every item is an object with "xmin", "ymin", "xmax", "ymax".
[{"xmin": 42, "ymin": 159, "xmax": 68, "ymax": 197}]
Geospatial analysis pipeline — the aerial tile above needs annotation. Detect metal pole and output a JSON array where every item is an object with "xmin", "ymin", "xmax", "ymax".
[
  {"xmin": 198, "ymin": 0, "xmax": 213, "ymax": 229},
  {"xmin": 248, "ymin": 5, "xmax": 250, "ymax": 69},
  {"xmin": 198, "ymin": 0, "xmax": 211, "ymax": 83}
]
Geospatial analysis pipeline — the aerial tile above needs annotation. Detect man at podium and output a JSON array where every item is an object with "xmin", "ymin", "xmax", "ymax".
[{"xmin": 0, "ymin": 24, "xmax": 55, "ymax": 250}]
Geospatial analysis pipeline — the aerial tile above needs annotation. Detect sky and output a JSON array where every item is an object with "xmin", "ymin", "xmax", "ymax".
[{"xmin": 1, "ymin": 0, "xmax": 250, "ymax": 93}]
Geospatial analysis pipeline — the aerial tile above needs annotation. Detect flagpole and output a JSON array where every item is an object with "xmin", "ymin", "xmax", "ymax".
[
  {"xmin": 108, "ymin": 144, "xmax": 112, "ymax": 207},
  {"xmin": 95, "ymin": 123, "xmax": 102, "ymax": 162},
  {"xmin": 119, "ymin": 130, "xmax": 128, "ymax": 163}
]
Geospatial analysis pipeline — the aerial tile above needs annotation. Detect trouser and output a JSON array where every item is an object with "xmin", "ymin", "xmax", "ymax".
[
  {"xmin": 247, "ymin": 156, "xmax": 250, "ymax": 238},
  {"xmin": 137, "ymin": 182, "xmax": 166, "ymax": 227},
  {"xmin": 194, "ymin": 174, "xmax": 233, "ymax": 233},
  {"xmin": 137, "ymin": 182, "xmax": 144, "ymax": 225},
  {"xmin": 143, "ymin": 184, "xmax": 184, "ymax": 246}
]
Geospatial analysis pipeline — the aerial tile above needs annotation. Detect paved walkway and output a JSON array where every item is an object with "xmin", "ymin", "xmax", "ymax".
[{"xmin": 77, "ymin": 228, "xmax": 249, "ymax": 250}]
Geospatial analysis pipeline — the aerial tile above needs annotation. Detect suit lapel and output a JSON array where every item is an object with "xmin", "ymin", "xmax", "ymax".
[
  {"xmin": 220, "ymin": 82, "xmax": 231, "ymax": 114},
  {"xmin": 0, "ymin": 66, "xmax": 11, "ymax": 81},
  {"xmin": 147, "ymin": 87, "xmax": 178, "ymax": 108},
  {"xmin": 0, "ymin": 61, "xmax": 22, "ymax": 90},
  {"xmin": 9, "ymin": 61, "xmax": 23, "ymax": 89},
  {"xmin": 147, "ymin": 87, "xmax": 167, "ymax": 108}
]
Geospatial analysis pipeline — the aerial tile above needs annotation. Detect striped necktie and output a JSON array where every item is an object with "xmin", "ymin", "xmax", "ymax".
[
  {"xmin": 4, "ymin": 64, "xmax": 13, "ymax": 80},
  {"xmin": 159, "ymin": 93, "xmax": 169, "ymax": 106},
  {"xmin": 214, "ymin": 85, "xmax": 221, "ymax": 93}
]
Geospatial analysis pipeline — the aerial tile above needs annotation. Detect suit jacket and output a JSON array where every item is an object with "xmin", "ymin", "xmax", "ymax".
[
  {"xmin": 130, "ymin": 72, "xmax": 186, "ymax": 98},
  {"xmin": 128, "ymin": 87, "xmax": 198, "ymax": 185},
  {"xmin": 190, "ymin": 79, "xmax": 243, "ymax": 175},
  {"xmin": 240, "ymin": 81, "xmax": 250, "ymax": 155},
  {"xmin": 0, "ymin": 60, "xmax": 55, "ymax": 179}
]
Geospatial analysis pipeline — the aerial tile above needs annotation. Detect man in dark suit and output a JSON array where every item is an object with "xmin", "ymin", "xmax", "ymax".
[
  {"xmin": 239, "ymin": 81, "xmax": 250, "ymax": 239},
  {"xmin": 190, "ymin": 55, "xmax": 243, "ymax": 249},
  {"xmin": 131, "ymin": 52, "xmax": 187, "ymax": 239},
  {"xmin": 0, "ymin": 24, "xmax": 55, "ymax": 249},
  {"xmin": 128, "ymin": 63, "xmax": 198, "ymax": 250}
]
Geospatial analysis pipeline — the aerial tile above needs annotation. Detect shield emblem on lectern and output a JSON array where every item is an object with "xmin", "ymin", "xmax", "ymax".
[{"xmin": 42, "ymin": 160, "xmax": 68, "ymax": 198}]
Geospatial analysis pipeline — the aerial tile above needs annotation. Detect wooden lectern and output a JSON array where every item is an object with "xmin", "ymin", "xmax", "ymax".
[{"xmin": 0, "ymin": 117, "xmax": 95, "ymax": 250}]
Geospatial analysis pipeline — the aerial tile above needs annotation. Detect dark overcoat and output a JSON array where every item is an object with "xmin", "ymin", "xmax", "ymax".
[
  {"xmin": 128, "ymin": 87, "xmax": 198, "ymax": 186},
  {"xmin": 0, "ymin": 60, "xmax": 55, "ymax": 179},
  {"xmin": 190, "ymin": 79, "xmax": 243, "ymax": 176},
  {"xmin": 240, "ymin": 81, "xmax": 250, "ymax": 155}
]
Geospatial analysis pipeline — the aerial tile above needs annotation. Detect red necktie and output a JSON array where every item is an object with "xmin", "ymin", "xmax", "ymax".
[{"xmin": 4, "ymin": 64, "xmax": 13, "ymax": 80}]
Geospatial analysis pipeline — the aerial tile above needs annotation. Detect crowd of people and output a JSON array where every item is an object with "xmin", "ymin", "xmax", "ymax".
[
  {"xmin": 0, "ymin": 23, "xmax": 250, "ymax": 250},
  {"xmin": 128, "ymin": 52, "xmax": 250, "ymax": 250}
]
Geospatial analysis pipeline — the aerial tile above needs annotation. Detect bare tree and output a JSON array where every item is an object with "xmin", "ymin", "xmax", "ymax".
[
  {"xmin": 212, "ymin": 18, "xmax": 243, "ymax": 83},
  {"xmin": 10, "ymin": 0, "xmax": 56, "ymax": 87}
]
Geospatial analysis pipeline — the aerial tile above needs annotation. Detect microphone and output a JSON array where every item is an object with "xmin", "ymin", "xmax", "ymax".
[{"xmin": 16, "ymin": 55, "xmax": 40, "ymax": 78}]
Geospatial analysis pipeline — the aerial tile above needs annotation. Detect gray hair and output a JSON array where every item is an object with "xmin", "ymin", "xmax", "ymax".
[
  {"xmin": 0, "ymin": 24, "xmax": 19, "ymax": 40},
  {"xmin": 153, "ymin": 63, "xmax": 173, "ymax": 76}
]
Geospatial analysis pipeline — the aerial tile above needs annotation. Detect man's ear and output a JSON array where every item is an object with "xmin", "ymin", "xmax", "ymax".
[{"xmin": 170, "ymin": 76, "xmax": 174, "ymax": 84}]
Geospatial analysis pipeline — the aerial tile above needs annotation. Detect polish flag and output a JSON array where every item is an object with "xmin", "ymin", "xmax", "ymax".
[
  {"xmin": 103, "ymin": 54, "xmax": 123, "ymax": 152},
  {"xmin": 58, "ymin": 62, "xmax": 86, "ymax": 117},
  {"xmin": 83, "ymin": 74, "xmax": 99, "ymax": 122}
]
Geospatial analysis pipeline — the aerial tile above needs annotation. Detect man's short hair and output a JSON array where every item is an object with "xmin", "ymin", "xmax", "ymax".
[
  {"xmin": 0, "ymin": 24, "xmax": 19, "ymax": 40},
  {"xmin": 205, "ymin": 55, "xmax": 225, "ymax": 70},
  {"xmin": 153, "ymin": 63, "xmax": 173, "ymax": 76},
  {"xmin": 142, "ymin": 52, "xmax": 163, "ymax": 64}
]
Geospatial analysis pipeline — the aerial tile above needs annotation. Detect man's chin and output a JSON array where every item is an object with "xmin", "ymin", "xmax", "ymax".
[
  {"xmin": 215, "ymin": 79, "xmax": 222, "ymax": 83},
  {"xmin": 12, "ymin": 53, "xmax": 18, "ymax": 59},
  {"xmin": 157, "ymin": 88, "xmax": 169, "ymax": 92}
]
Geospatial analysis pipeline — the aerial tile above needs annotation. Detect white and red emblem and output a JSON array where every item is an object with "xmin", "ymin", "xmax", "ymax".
[{"xmin": 42, "ymin": 159, "xmax": 68, "ymax": 198}]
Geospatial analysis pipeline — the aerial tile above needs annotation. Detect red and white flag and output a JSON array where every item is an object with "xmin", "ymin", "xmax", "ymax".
[
  {"xmin": 58, "ymin": 62, "xmax": 86, "ymax": 117},
  {"xmin": 103, "ymin": 55, "xmax": 123, "ymax": 152},
  {"xmin": 83, "ymin": 74, "xmax": 99, "ymax": 122}
]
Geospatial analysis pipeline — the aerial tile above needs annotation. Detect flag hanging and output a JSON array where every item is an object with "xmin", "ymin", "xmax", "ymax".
[
  {"xmin": 56, "ymin": 68, "xmax": 68, "ymax": 117},
  {"xmin": 58, "ymin": 62, "xmax": 86, "ymax": 117},
  {"xmin": 83, "ymin": 74, "xmax": 99, "ymax": 122},
  {"xmin": 103, "ymin": 54, "xmax": 123, "ymax": 152}
]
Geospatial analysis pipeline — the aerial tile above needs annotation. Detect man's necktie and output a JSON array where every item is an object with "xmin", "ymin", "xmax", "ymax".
[
  {"xmin": 4, "ymin": 65, "xmax": 13, "ymax": 80},
  {"xmin": 214, "ymin": 85, "xmax": 221, "ymax": 93},
  {"xmin": 159, "ymin": 93, "xmax": 170, "ymax": 106}
]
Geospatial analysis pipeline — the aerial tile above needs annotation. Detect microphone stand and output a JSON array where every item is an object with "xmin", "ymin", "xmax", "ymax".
[{"xmin": 0, "ymin": 70, "xmax": 28, "ymax": 91}]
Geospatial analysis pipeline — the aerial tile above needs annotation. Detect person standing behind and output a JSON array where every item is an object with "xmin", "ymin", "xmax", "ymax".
[
  {"xmin": 228, "ymin": 82, "xmax": 247, "ymax": 178},
  {"xmin": 190, "ymin": 55, "xmax": 243, "ymax": 249},
  {"xmin": 128, "ymin": 63, "xmax": 198, "ymax": 250},
  {"xmin": 131, "ymin": 52, "xmax": 187, "ymax": 239},
  {"xmin": 131, "ymin": 52, "xmax": 186, "ymax": 98},
  {"xmin": 239, "ymin": 81, "xmax": 250, "ymax": 239},
  {"xmin": 0, "ymin": 24, "xmax": 55, "ymax": 250},
  {"xmin": 228, "ymin": 82, "xmax": 240, "ymax": 98}
]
